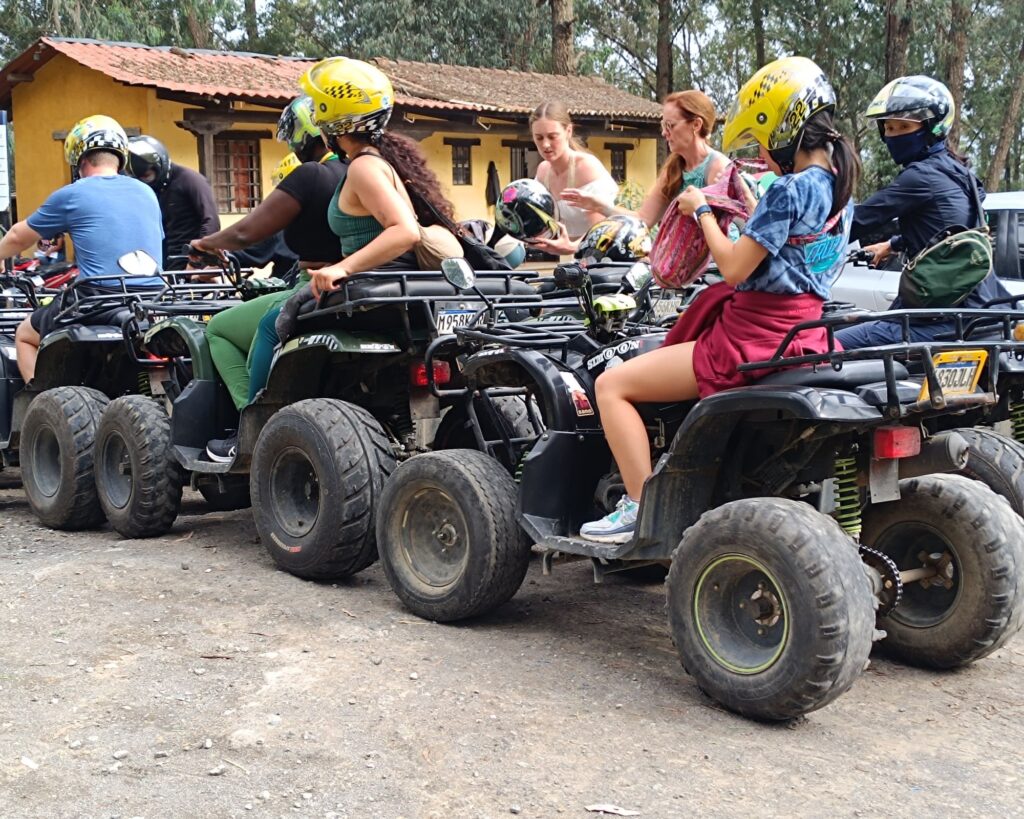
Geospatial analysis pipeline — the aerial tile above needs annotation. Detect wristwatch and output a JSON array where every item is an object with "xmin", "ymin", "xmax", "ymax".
[{"xmin": 694, "ymin": 204, "xmax": 713, "ymax": 222}]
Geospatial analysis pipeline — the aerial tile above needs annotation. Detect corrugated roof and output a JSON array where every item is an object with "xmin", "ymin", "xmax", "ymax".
[{"xmin": 0, "ymin": 38, "xmax": 661, "ymax": 121}]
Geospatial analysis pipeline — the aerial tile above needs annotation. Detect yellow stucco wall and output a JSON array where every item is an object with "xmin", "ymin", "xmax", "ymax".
[{"xmin": 10, "ymin": 54, "xmax": 659, "ymax": 232}]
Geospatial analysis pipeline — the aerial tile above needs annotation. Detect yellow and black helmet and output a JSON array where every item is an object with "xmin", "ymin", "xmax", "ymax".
[
  {"xmin": 575, "ymin": 215, "xmax": 652, "ymax": 266},
  {"xmin": 64, "ymin": 114, "xmax": 129, "ymax": 170},
  {"xmin": 299, "ymin": 57, "xmax": 394, "ymax": 137},
  {"xmin": 271, "ymin": 152, "xmax": 302, "ymax": 187}
]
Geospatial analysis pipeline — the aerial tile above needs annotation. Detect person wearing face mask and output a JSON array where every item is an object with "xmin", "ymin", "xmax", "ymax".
[
  {"xmin": 837, "ymin": 75, "xmax": 1009, "ymax": 348},
  {"xmin": 524, "ymin": 101, "xmax": 619, "ymax": 256}
]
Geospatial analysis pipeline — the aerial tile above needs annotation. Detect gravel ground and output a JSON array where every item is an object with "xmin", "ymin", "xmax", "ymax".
[{"xmin": 1, "ymin": 468, "xmax": 1022, "ymax": 819}]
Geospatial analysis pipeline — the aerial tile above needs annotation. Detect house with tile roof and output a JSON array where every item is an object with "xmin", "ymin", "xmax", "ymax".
[{"xmin": 0, "ymin": 37, "xmax": 663, "ymax": 226}]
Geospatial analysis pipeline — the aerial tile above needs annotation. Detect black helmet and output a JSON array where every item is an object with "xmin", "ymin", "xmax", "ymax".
[
  {"xmin": 128, "ymin": 135, "xmax": 171, "ymax": 190},
  {"xmin": 495, "ymin": 178, "xmax": 559, "ymax": 241},
  {"xmin": 575, "ymin": 215, "xmax": 652, "ymax": 266},
  {"xmin": 865, "ymin": 75, "xmax": 955, "ymax": 141}
]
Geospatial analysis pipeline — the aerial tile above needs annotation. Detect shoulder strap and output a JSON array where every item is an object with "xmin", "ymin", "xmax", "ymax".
[
  {"xmin": 786, "ymin": 208, "xmax": 845, "ymax": 247},
  {"xmin": 567, "ymin": 153, "xmax": 577, "ymax": 188}
]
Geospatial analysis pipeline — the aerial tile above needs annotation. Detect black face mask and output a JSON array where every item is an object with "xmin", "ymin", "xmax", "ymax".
[{"xmin": 882, "ymin": 129, "xmax": 931, "ymax": 166}]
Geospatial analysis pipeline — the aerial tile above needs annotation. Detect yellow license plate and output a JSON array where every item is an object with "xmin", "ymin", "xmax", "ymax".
[{"xmin": 918, "ymin": 350, "xmax": 987, "ymax": 401}]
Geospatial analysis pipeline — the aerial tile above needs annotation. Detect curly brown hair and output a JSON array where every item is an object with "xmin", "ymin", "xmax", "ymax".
[{"xmin": 338, "ymin": 132, "xmax": 456, "ymax": 226}]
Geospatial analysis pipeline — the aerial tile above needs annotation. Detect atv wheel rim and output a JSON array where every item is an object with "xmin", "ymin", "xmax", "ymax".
[
  {"xmin": 873, "ymin": 523, "xmax": 960, "ymax": 628},
  {"xmin": 398, "ymin": 485, "xmax": 469, "ymax": 589},
  {"xmin": 693, "ymin": 554, "xmax": 789, "ymax": 675},
  {"xmin": 269, "ymin": 447, "xmax": 321, "ymax": 539},
  {"xmin": 30, "ymin": 423, "xmax": 62, "ymax": 498},
  {"xmin": 100, "ymin": 431, "xmax": 133, "ymax": 509}
]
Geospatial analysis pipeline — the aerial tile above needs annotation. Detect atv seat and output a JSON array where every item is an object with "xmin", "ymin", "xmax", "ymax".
[
  {"xmin": 756, "ymin": 359, "xmax": 909, "ymax": 390},
  {"xmin": 316, "ymin": 275, "xmax": 536, "ymax": 305}
]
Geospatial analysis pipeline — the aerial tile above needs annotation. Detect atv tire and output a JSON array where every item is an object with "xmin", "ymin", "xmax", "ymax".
[
  {"xmin": 251, "ymin": 399, "xmax": 395, "ymax": 581},
  {"xmin": 94, "ymin": 396, "xmax": 183, "ymax": 538},
  {"xmin": 21, "ymin": 386, "xmax": 109, "ymax": 530},
  {"xmin": 667, "ymin": 498, "xmax": 875, "ymax": 721},
  {"xmin": 861, "ymin": 473, "xmax": 1024, "ymax": 669},
  {"xmin": 433, "ymin": 395, "xmax": 537, "ymax": 471},
  {"xmin": 950, "ymin": 427, "xmax": 1024, "ymax": 516},
  {"xmin": 377, "ymin": 449, "xmax": 532, "ymax": 621},
  {"xmin": 198, "ymin": 478, "xmax": 251, "ymax": 512}
]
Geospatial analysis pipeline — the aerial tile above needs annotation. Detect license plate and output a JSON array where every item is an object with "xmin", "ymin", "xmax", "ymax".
[
  {"xmin": 436, "ymin": 309, "xmax": 475, "ymax": 335},
  {"xmin": 918, "ymin": 350, "xmax": 987, "ymax": 401}
]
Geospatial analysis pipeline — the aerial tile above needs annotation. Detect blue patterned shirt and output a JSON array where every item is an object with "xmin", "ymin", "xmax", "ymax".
[{"xmin": 738, "ymin": 165, "xmax": 852, "ymax": 300}]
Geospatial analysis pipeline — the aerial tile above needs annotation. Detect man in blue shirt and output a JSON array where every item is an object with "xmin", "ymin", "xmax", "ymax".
[{"xmin": 0, "ymin": 115, "xmax": 164, "ymax": 381}]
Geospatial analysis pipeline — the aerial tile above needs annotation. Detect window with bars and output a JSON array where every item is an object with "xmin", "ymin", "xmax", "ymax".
[
  {"xmin": 609, "ymin": 146, "xmax": 628, "ymax": 184},
  {"xmin": 451, "ymin": 144, "xmax": 472, "ymax": 186},
  {"xmin": 510, "ymin": 146, "xmax": 528, "ymax": 181},
  {"xmin": 213, "ymin": 136, "xmax": 262, "ymax": 213}
]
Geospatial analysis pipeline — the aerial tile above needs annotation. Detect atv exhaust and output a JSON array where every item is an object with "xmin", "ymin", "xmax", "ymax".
[{"xmin": 896, "ymin": 431, "xmax": 969, "ymax": 480}]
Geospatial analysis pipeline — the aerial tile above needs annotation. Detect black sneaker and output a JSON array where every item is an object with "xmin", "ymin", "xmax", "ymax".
[{"xmin": 205, "ymin": 433, "xmax": 238, "ymax": 463}]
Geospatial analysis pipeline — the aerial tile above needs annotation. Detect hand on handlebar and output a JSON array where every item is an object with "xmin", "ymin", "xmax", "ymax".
[
  {"xmin": 186, "ymin": 240, "xmax": 228, "ymax": 268},
  {"xmin": 860, "ymin": 241, "xmax": 891, "ymax": 268}
]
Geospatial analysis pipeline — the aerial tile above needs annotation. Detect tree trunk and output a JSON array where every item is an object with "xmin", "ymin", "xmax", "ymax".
[
  {"xmin": 884, "ymin": 0, "xmax": 913, "ymax": 82},
  {"xmin": 550, "ymin": 0, "xmax": 575, "ymax": 75},
  {"xmin": 656, "ymin": 0, "xmax": 672, "ymax": 101},
  {"xmin": 752, "ymin": 0, "xmax": 766, "ymax": 69},
  {"xmin": 244, "ymin": 0, "xmax": 259, "ymax": 46},
  {"xmin": 944, "ymin": 0, "xmax": 970, "ymax": 149},
  {"xmin": 185, "ymin": 6, "xmax": 212, "ymax": 49},
  {"xmin": 985, "ymin": 38, "xmax": 1024, "ymax": 191}
]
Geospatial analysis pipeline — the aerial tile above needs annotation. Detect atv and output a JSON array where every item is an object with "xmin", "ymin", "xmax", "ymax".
[
  {"xmin": 375, "ymin": 258, "xmax": 1024, "ymax": 721},
  {"xmin": 0, "ymin": 253, "xmax": 251, "ymax": 530},
  {"xmin": 135, "ymin": 266, "xmax": 543, "ymax": 574}
]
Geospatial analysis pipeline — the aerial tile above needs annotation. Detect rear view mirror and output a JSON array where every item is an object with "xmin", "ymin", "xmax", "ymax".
[
  {"xmin": 117, "ymin": 250, "xmax": 160, "ymax": 279},
  {"xmin": 441, "ymin": 257, "xmax": 476, "ymax": 291},
  {"xmin": 623, "ymin": 261, "xmax": 652, "ymax": 293}
]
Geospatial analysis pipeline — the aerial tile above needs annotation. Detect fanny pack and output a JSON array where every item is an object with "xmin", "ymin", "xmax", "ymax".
[{"xmin": 898, "ymin": 171, "xmax": 993, "ymax": 308}]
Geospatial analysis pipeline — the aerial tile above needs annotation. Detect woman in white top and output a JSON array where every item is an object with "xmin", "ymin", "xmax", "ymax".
[{"xmin": 527, "ymin": 101, "xmax": 619, "ymax": 256}]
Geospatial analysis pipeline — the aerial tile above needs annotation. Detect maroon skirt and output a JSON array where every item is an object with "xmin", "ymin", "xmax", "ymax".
[{"xmin": 663, "ymin": 282, "xmax": 836, "ymax": 398}]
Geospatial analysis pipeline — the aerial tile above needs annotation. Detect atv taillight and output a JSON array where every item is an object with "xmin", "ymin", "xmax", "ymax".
[
  {"xmin": 874, "ymin": 425, "xmax": 921, "ymax": 459},
  {"xmin": 410, "ymin": 360, "xmax": 451, "ymax": 387}
]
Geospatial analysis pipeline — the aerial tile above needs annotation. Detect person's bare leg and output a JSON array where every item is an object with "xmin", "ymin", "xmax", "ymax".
[
  {"xmin": 15, "ymin": 317, "xmax": 40, "ymax": 382},
  {"xmin": 594, "ymin": 342, "xmax": 700, "ymax": 500}
]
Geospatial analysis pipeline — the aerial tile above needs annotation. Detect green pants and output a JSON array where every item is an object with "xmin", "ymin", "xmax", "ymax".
[{"xmin": 206, "ymin": 277, "xmax": 306, "ymax": 410}]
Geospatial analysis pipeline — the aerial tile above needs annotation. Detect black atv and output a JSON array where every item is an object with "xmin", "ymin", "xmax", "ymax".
[
  {"xmin": 375, "ymin": 258, "xmax": 1024, "ymax": 721},
  {"xmin": 136, "ymin": 266, "xmax": 543, "ymax": 575},
  {"xmin": 0, "ymin": 253, "xmax": 251, "ymax": 531}
]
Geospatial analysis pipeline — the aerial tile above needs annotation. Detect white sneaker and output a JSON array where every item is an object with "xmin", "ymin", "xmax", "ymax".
[{"xmin": 580, "ymin": 496, "xmax": 639, "ymax": 544}]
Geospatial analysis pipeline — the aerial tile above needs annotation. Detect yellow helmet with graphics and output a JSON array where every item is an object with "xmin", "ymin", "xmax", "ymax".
[
  {"xmin": 271, "ymin": 152, "xmax": 302, "ymax": 187},
  {"xmin": 64, "ymin": 114, "xmax": 129, "ymax": 170},
  {"xmin": 722, "ymin": 56, "xmax": 835, "ymax": 156},
  {"xmin": 299, "ymin": 57, "xmax": 394, "ymax": 137}
]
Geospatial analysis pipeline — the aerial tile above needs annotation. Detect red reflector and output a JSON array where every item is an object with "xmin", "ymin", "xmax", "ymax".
[
  {"xmin": 410, "ymin": 360, "xmax": 451, "ymax": 387},
  {"xmin": 874, "ymin": 425, "xmax": 921, "ymax": 459}
]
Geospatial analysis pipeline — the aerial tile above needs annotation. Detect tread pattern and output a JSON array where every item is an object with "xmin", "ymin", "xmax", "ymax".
[
  {"xmin": 951, "ymin": 427, "xmax": 1024, "ymax": 515},
  {"xmin": 378, "ymin": 449, "xmax": 531, "ymax": 621},
  {"xmin": 21, "ymin": 386, "xmax": 110, "ymax": 530},
  {"xmin": 863, "ymin": 473, "xmax": 1024, "ymax": 668},
  {"xmin": 252, "ymin": 398, "xmax": 396, "ymax": 580},
  {"xmin": 667, "ymin": 498, "xmax": 876, "ymax": 721},
  {"xmin": 95, "ymin": 396, "xmax": 183, "ymax": 538}
]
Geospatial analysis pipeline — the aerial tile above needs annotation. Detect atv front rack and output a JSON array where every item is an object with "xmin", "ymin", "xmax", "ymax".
[{"xmin": 739, "ymin": 307, "xmax": 1024, "ymax": 419}]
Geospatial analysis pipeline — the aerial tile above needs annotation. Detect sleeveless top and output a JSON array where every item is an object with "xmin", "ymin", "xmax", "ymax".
[
  {"xmin": 537, "ymin": 153, "xmax": 619, "ymax": 239},
  {"xmin": 327, "ymin": 165, "xmax": 386, "ymax": 257},
  {"xmin": 679, "ymin": 150, "xmax": 727, "ymax": 191}
]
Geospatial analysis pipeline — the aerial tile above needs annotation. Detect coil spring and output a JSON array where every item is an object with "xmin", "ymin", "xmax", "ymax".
[
  {"xmin": 514, "ymin": 445, "xmax": 531, "ymax": 483},
  {"xmin": 1011, "ymin": 402, "xmax": 1024, "ymax": 445},
  {"xmin": 833, "ymin": 455, "xmax": 861, "ymax": 537},
  {"xmin": 137, "ymin": 369, "xmax": 152, "ymax": 397}
]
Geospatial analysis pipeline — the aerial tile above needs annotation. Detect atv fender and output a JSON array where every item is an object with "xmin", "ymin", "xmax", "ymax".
[
  {"xmin": 144, "ymin": 317, "xmax": 216, "ymax": 381},
  {"xmin": 461, "ymin": 348, "xmax": 601, "ymax": 433},
  {"xmin": 625, "ymin": 385, "xmax": 883, "ymax": 560}
]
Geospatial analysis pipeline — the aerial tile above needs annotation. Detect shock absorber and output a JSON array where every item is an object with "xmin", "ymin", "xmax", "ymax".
[
  {"xmin": 832, "ymin": 455, "xmax": 862, "ymax": 537},
  {"xmin": 137, "ymin": 369, "xmax": 152, "ymax": 397},
  {"xmin": 1011, "ymin": 402, "xmax": 1024, "ymax": 445}
]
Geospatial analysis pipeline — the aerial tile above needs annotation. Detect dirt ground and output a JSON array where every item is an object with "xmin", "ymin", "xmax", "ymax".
[{"xmin": 1, "ymin": 468, "xmax": 1022, "ymax": 819}]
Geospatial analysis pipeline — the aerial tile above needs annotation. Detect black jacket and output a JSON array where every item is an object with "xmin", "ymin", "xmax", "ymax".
[
  {"xmin": 852, "ymin": 144, "xmax": 1007, "ymax": 308},
  {"xmin": 159, "ymin": 165, "xmax": 220, "ymax": 270}
]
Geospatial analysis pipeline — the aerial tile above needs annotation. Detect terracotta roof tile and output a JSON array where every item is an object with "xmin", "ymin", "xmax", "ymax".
[{"xmin": 1, "ymin": 39, "xmax": 660, "ymax": 121}]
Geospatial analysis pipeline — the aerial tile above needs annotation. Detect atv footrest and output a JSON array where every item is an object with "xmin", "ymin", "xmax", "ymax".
[{"xmin": 539, "ymin": 534, "xmax": 635, "ymax": 560}]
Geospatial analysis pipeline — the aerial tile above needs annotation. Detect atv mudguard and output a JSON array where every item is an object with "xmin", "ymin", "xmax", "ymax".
[
  {"xmin": 144, "ymin": 316, "xmax": 217, "ymax": 381},
  {"xmin": 0, "ymin": 341, "xmax": 24, "ymax": 452}
]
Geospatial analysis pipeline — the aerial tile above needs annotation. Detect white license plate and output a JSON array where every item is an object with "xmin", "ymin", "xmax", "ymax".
[{"xmin": 436, "ymin": 309, "xmax": 475, "ymax": 335}]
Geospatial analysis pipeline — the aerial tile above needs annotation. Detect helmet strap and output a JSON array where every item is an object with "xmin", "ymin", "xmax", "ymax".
[{"xmin": 769, "ymin": 127, "xmax": 808, "ymax": 175}]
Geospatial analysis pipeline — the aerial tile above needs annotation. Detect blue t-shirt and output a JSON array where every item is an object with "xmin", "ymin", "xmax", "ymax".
[
  {"xmin": 27, "ymin": 174, "xmax": 164, "ymax": 288},
  {"xmin": 738, "ymin": 165, "xmax": 852, "ymax": 300}
]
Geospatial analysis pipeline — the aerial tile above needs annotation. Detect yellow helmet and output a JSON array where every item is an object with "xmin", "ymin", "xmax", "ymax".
[
  {"xmin": 64, "ymin": 114, "xmax": 129, "ymax": 170},
  {"xmin": 722, "ymin": 56, "xmax": 835, "ymax": 154},
  {"xmin": 299, "ymin": 57, "xmax": 394, "ymax": 137},
  {"xmin": 271, "ymin": 152, "xmax": 302, "ymax": 187}
]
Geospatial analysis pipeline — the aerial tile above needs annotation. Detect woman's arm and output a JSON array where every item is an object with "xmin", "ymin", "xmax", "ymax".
[
  {"xmin": 311, "ymin": 158, "xmax": 420, "ymax": 295},
  {"xmin": 191, "ymin": 189, "xmax": 302, "ymax": 253},
  {"xmin": 677, "ymin": 186, "xmax": 768, "ymax": 285}
]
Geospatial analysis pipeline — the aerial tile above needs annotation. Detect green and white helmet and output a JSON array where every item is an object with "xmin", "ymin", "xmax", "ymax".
[
  {"xmin": 276, "ymin": 95, "xmax": 323, "ymax": 155},
  {"xmin": 865, "ymin": 75, "xmax": 955, "ymax": 140}
]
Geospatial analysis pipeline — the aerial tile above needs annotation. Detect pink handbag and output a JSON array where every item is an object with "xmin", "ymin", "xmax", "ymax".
[{"xmin": 649, "ymin": 164, "xmax": 750, "ymax": 289}]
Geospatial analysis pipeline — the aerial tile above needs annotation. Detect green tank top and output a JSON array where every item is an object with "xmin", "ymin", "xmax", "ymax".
[
  {"xmin": 327, "ymin": 175, "xmax": 385, "ymax": 256},
  {"xmin": 679, "ymin": 150, "xmax": 725, "ymax": 190}
]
